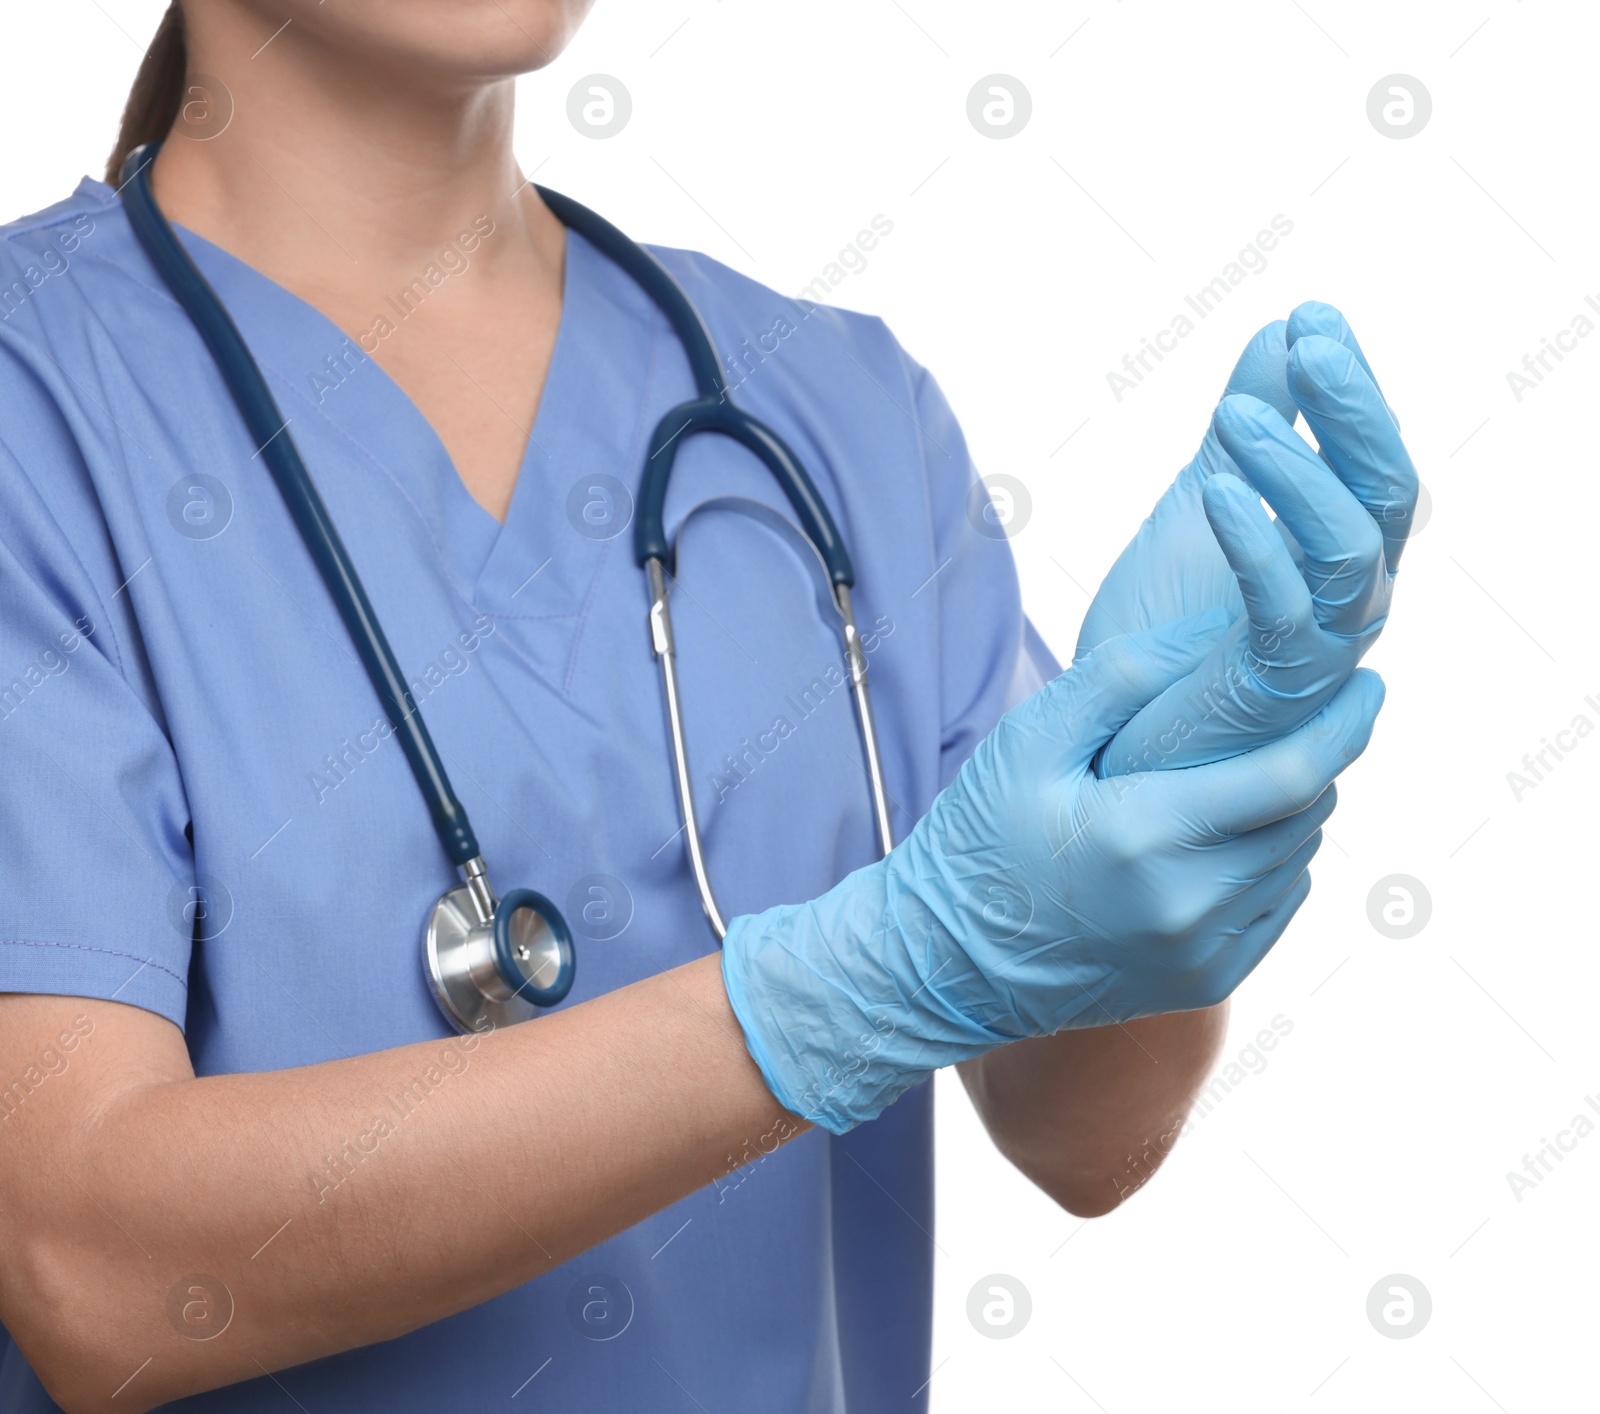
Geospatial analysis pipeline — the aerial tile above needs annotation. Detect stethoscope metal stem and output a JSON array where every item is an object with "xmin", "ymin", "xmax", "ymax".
[
  {"xmin": 645, "ymin": 558, "xmax": 895, "ymax": 942},
  {"xmin": 835, "ymin": 584, "xmax": 895, "ymax": 859},
  {"xmin": 461, "ymin": 856, "xmax": 497, "ymax": 928},
  {"xmin": 647, "ymin": 556, "xmax": 729, "ymax": 939}
]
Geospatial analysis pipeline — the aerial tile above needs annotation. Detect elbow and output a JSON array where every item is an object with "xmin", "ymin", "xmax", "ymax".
[
  {"xmin": 2, "ymin": 1234, "xmax": 150, "ymax": 1414},
  {"xmin": 992, "ymin": 1136, "xmax": 1175, "ymax": 1219},
  {"xmin": 1018, "ymin": 1162, "xmax": 1144, "ymax": 1219},
  {"xmin": 1050, "ymin": 1172, "xmax": 1144, "ymax": 1219},
  {"xmin": 33, "ymin": 1372, "xmax": 115, "ymax": 1414},
  {"xmin": 15, "ymin": 1335, "xmax": 144, "ymax": 1414}
]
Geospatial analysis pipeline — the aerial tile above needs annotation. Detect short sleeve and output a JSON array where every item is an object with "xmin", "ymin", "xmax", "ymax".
[
  {"xmin": 904, "ymin": 357, "xmax": 1060, "ymax": 789},
  {"xmin": 0, "ymin": 424, "xmax": 194, "ymax": 1029}
]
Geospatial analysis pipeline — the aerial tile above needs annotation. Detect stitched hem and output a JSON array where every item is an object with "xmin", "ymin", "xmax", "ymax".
[
  {"xmin": 0, "ymin": 937, "xmax": 187, "ymax": 988},
  {"xmin": 0, "ymin": 937, "xmax": 190, "ymax": 1032}
]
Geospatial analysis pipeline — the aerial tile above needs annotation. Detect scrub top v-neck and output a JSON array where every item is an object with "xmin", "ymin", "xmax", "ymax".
[{"xmin": 0, "ymin": 176, "xmax": 1054, "ymax": 1414}]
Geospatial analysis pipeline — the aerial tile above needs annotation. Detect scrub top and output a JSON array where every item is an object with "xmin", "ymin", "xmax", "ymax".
[{"xmin": 0, "ymin": 176, "xmax": 1054, "ymax": 1413}]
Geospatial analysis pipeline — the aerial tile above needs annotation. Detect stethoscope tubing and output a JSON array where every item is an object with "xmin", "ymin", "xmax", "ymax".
[
  {"xmin": 531, "ymin": 186, "xmax": 856, "ymax": 589},
  {"xmin": 120, "ymin": 143, "xmax": 483, "ymax": 869}
]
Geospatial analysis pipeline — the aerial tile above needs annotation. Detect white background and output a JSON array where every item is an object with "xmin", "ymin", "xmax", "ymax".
[{"xmin": 8, "ymin": 1, "xmax": 1596, "ymax": 1409}]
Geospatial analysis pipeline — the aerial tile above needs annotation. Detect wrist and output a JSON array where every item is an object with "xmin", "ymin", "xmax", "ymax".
[{"xmin": 720, "ymin": 849, "xmax": 1010, "ymax": 1135}]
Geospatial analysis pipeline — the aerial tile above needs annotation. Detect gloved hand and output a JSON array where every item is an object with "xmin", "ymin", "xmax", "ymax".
[
  {"xmin": 1078, "ymin": 303, "xmax": 1417, "ymax": 777},
  {"xmin": 721, "ymin": 609, "xmax": 1385, "ymax": 1134}
]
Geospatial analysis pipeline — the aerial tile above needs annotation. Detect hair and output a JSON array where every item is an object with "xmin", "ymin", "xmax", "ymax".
[{"xmin": 105, "ymin": 3, "xmax": 187, "ymax": 184}]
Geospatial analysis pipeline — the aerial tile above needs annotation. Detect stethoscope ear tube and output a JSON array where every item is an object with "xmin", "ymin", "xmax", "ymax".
[
  {"xmin": 535, "ymin": 184, "xmax": 729, "ymax": 403},
  {"xmin": 531, "ymin": 183, "xmax": 857, "ymax": 592},
  {"xmin": 634, "ymin": 400, "xmax": 855, "ymax": 589}
]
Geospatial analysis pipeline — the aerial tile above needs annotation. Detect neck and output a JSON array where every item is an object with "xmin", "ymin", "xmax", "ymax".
[{"xmin": 149, "ymin": 8, "xmax": 559, "ymax": 291}]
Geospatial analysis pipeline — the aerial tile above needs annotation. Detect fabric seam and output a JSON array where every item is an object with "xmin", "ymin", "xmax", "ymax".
[{"xmin": 0, "ymin": 937, "xmax": 188, "ymax": 989}]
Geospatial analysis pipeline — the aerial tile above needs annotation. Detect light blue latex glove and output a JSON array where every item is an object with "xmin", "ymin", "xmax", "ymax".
[
  {"xmin": 1078, "ymin": 303, "xmax": 1417, "ymax": 777},
  {"xmin": 721, "ymin": 610, "xmax": 1384, "ymax": 1134}
]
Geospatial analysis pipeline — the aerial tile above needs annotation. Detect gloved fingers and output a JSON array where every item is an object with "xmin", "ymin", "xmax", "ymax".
[
  {"xmin": 1079, "ymin": 318, "xmax": 1306, "ymax": 661},
  {"xmin": 1161, "ymin": 668, "xmax": 1384, "ymax": 836},
  {"xmin": 1028, "ymin": 607, "xmax": 1233, "ymax": 775},
  {"xmin": 1203, "ymin": 868, "xmax": 1314, "ymax": 1003},
  {"xmin": 1200, "ymin": 470, "xmax": 1317, "ymax": 658},
  {"xmin": 1222, "ymin": 318, "xmax": 1298, "ymax": 425},
  {"xmin": 1183, "ymin": 797, "xmax": 1327, "ymax": 946},
  {"xmin": 1094, "ymin": 621, "xmax": 1338, "ymax": 782},
  {"xmin": 1212, "ymin": 396, "xmax": 1386, "ymax": 635},
  {"xmin": 1287, "ymin": 333, "xmax": 1419, "ymax": 575},
  {"xmin": 1191, "ymin": 319, "xmax": 1295, "ymax": 480},
  {"xmin": 1074, "ymin": 500, "xmax": 1243, "ymax": 658},
  {"xmin": 1259, "ymin": 832, "xmax": 1323, "ymax": 907},
  {"xmin": 1214, "ymin": 826, "xmax": 1325, "ymax": 934},
  {"xmin": 1208, "ymin": 781, "xmax": 1337, "ymax": 856},
  {"xmin": 1286, "ymin": 301, "xmax": 1395, "ymax": 428}
]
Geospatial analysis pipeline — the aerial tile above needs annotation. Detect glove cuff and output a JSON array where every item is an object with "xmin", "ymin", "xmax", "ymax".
[{"xmin": 720, "ymin": 855, "xmax": 1012, "ymax": 1135}]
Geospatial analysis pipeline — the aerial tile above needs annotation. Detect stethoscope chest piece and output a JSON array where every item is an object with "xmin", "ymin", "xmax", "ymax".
[{"xmin": 424, "ymin": 883, "xmax": 575, "ymax": 1036}]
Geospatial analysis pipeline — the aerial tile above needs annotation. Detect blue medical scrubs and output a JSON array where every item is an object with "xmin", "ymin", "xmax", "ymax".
[{"xmin": 0, "ymin": 176, "xmax": 1053, "ymax": 1412}]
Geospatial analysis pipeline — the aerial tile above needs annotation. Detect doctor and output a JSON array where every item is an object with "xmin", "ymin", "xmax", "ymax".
[{"xmin": 0, "ymin": 3, "xmax": 1416, "ymax": 1412}]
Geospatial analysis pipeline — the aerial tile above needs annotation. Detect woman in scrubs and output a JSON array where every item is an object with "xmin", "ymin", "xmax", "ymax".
[{"xmin": 0, "ymin": 4, "xmax": 1415, "ymax": 1412}]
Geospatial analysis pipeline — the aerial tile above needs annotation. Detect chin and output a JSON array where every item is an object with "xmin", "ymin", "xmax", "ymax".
[{"xmin": 244, "ymin": 0, "xmax": 598, "ymax": 80}]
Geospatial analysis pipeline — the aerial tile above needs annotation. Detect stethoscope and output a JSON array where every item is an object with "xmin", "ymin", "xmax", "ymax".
[{"xmin": 120, "ymin": 143, "xmax": 894, "ymax": 1035}]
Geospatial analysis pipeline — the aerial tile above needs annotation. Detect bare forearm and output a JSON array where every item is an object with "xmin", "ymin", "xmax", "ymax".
[
  {"xmin": 959, "ymin": 1002, "xmax": 1229, "ymax": 1216},
  {"xmin": 0, "ymin": 956, "xmax": 799, "ymax": 1412}
]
